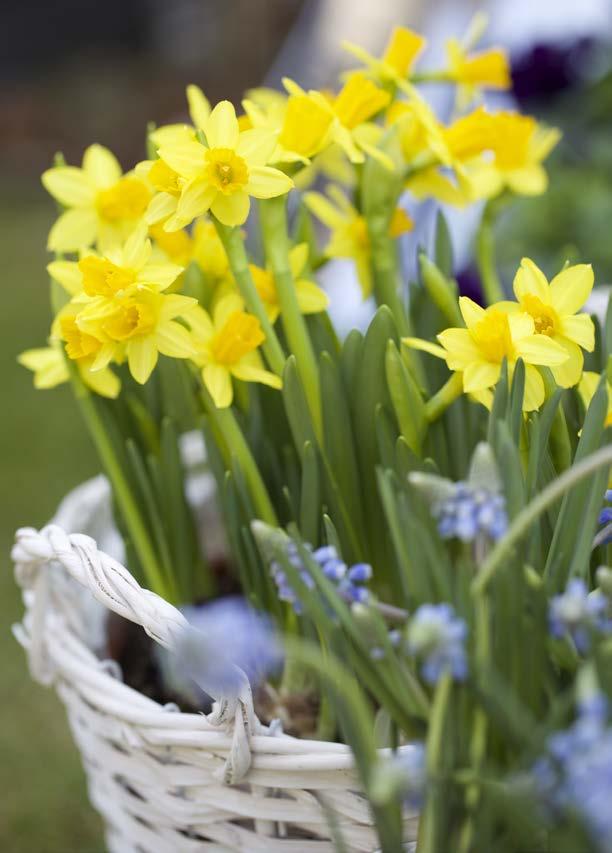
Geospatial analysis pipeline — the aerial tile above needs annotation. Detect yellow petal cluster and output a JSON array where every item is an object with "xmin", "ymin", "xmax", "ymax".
[{"xmin": 404, "ymin": 259, "xmax": 596, "ymax": 412}]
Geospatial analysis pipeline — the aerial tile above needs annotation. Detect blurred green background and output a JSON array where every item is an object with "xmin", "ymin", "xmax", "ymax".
[{"xmin": 1, "ymin": 1, "xmax": 611, "ymax": 851}]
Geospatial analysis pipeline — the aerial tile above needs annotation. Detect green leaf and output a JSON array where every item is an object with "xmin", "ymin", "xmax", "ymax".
[
  {"xmin": 544, "ymin": 374, "xmax": 609, "ymax": 589},
  {"xmin": 419, "ymin": 252, "xmax": 462, "ymax": 327},
  {"xmin": 282, "ymin": 355, "xmax": 317, "ymax": 455},
  {"xmin": 385, "ymin": 340, "xmax": 426, "ymax": 454},
  {"xmin": 434, "ymin": 210, "xmax": 454, "ymax": 278},
  {"xmin": 299, "ymin": 441, "xmax": 320, "ymax": 545}
]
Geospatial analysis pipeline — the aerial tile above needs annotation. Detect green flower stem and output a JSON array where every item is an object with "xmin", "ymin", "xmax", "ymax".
[
  {"xmin": 459, "ymin": 598, "xmax": 490, "ymax": 853},
  {"xmin": 213, "ymin": 217, "xmax": 286, "ymax": 376},
  {"xmin": 259, "ymin": 196, "xmax": 323, "ymax": 440},
  {"xmin": 409, "ymin": 70, "xmax": 453, "ymax": 84},
  {"xmin": 473, "ymin": 443, "xmax": 612, "ymax": 595},
  {"xmin": 366, "ymin": 211, "xmax": 411, "ymax": 336},
  {"xmin": 419, "ymin": 671, "xmax": 453, "ymax": 853},
  {"xmin": 475, "ymin": 199, "xmax": 504, "ymax": 305},
  {"xmin": 199, "ymin": 384, "xmax": 278, "ymax": 526},
  {"xmin": 424, "ymin": 372, "xmax": 464, "ymax": 422},
  {"xmin": 71, "ymin": 374, "xmax": 175, "ymax": 602}
]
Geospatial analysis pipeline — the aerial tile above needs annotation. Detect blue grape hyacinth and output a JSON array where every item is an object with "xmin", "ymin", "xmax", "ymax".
[
  {"xmin": 270, "ymin": 541, "xmax": 372, "ymax": 614},
  {"xmin": 533, "ymin": 697, "xmax": 612, "ymax": 852},
  {"xmin": 407, "ymin": 603, "xmax": 468, "ymax": 684},
  {"xmin": 175, "ymin": 597, "xmax": 282, "ymax": 698},
  {"xmin": 433, "ymin": 482, "xmax": 508, "ymax": 543},
  {"xmin": 549, "ymin": 578, "xmax": 610, "ymax": 654}
]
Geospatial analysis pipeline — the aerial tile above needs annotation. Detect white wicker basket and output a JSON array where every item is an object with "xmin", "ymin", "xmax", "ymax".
[{"xmin": 12, "ymin": 469, "xmax": 419, "ymax": 852}]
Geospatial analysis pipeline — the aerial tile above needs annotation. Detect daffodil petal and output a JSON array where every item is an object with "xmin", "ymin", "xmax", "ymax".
[
  {"xmin": 245, "ymin": 166, "xmax": 293, "ymax": 199},
  {"xmin": 507, "ymin": 165, "xmax": 548, "ymax": 196},
  {"xmin": 211, "ymin": 191, "xmax": 250, "ymax": 226},
  {"xmin": 79, "ymin": 364, "xmax": 120, "ymax": 398},
  {"xmin": 47, "ymin": 261, "xmax": 83, "ymax": 295},
  {"xmin": 185, "ymin": 304, "xmax": 215, "ymax": 339},
  {"xmin": 237, "ymin": 128, "xmax": 277, "ymax": 166},
  {"xmin": 550, "ymin": 339, "xmax": 583, "ymax": 388},
  {"xmin": 166, "ymin": 181, "xmax": 216, "ymax": 230},
  {"xmin": 514, "ymin": 257, "xmax": 550, "ymax": 303},
  {"xmin": 47, "ymin": 208, "xmax": 98, "ymax": 252},
  {"xmin": 213, "ymin": 292, "xmax": 245, "ymax": 329},
  {"xmin": 289, "ymin": 242, "xmax": 309, "ymax": 277},
  {"xmin": 462, "ymin": 361, "xmax": 500, "ymax": 393},
  {"xmin": 90, "ymin": 342, "xmax": 117, "ymax": 372},
  {"xmin": 127, "ymin": 337, "xmax": 158, "ymax": 384},
  {"xmin": 158, "ymin": 294, "xmax": 198, "ymax": 321},
  {"xmin": 508, "ymin": 312, "xmax": 535, "ymax": 341},
  {"xmin": 18, "ymin": 348, "xmax": 69, "ymax": 389},
  {"xmin": 458, "ymin": 296, "xmax": 485, "ymax": 330},
  {"xmin": 203, "ymin": 364, "xmax": 233, "ymax": 408},
  {"xmin": 517, "ymin": 333, "xmax": 568, "ymax": 366},
  {"xmin": 437, "ymin": 328, "xmax": 481, "ymax": 369},
  {"xmin": 523, "ymin": 364, "xmax": 545, "ymax": 411},
  {"xmin": 402, "ymin": 336, "xmax": 448, "ymax": 360},
  {"xmin": 158, "ymin": 140, "xmax": 206, "ymax": 179},
  {"xmin": 122, "ymin": 223, "xmax": 150, "ymax": 269},
  {"xmin": 138, "ymin": 263, "xmax": 184, "ymax": 292},
  {"xmin": 295, "ymin": 280, "xmax": 329, "ymax": 314},
  {"xmin": 232, "ymin": 363, "xmax": 282, "ymax": 389},
  {"xmin": 549, "ymin": 264, "xmax": 594, "ymax": 315},
  {"xmin": 41, "ymin": 167, "xmax": 95, "ymax": 207},
  {"xmin": 145, "ymin": 192, "xmax": 178, "ymax": 225},
  {"xmin": 83, "ymin": 144, "xmax": 122, "ymax": 188},
  {"xmin": 303, "ymin": 192, "xmax": 345, "ymax": 228},
  {"xmin": 186, "ymin": 84, "xmax": 211, "ymax": 130},
  {"xmin": 206, "ymin": 101, "xmax": 239, "ymax": 150},
  {"xmin": 155, "ymin": 320, "xmax": 196, "ymax": 359},
  {"xmin": 559, "ymin": 313, "xmax": 595, "ymax": 351}
]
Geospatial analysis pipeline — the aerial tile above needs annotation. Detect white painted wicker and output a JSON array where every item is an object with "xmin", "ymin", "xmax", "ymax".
[{"xmin": 12, "ymin": 472, "xmax": 419, "ymax": 852}]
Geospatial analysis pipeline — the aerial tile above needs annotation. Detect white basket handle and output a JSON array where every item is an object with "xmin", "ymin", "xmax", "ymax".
[{"xmin": 12, "ymin": 523, "xmax": 260, "ymax": 784}]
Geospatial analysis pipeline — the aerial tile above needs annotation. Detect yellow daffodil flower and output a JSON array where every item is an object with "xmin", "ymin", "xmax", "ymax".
[
  {"xmin": 186, "ymin": 293, "xmax": 282, "ymax": 407},
  {"xmin": 305, "ymin": 185, "xmax": 413, "ymax": 298},
  {"xmin": 215, "ymin": 243, "xmax": 328, "ymax": 323},
  {"xmin": 136, "ymin": 156, "xmax": 186, "ymax": 227},
  {"xmin": 443, "ymin": 13, "xmax": 510, "ymax": 108},
  {"xmin": 283, "ymin": 73, "xmax": 392, "ymax": 168},
  {"xmin": 343, "ymin": 26, "xmax": 426, "ymax": 84},
  {"xmin": 446, "ymin": 39, "xmax": 510, "ymax": 91},
  {"xmin": 42, "ymin": 144, "xmax": 151, "ymax": 252},
  {"xmin": 19, "ymin": 307, "xmax": 121, "ymax": 398},
  {"xmin": 497, "ymin": 259, "xmax": 595, "ymax": 388},
  {"xmin": 75, "ymin": 288, "xmax": 197, "ymax": 385},
  {"xmin": 241, "ymin": 87, "xmax": 332, "ymax": 164},
  {"xmin": 47, "ymin": 224, "xmax": 184, "ymax": 300},
  {"xmin": 157, "ymin": 100, "xmax": 293, "ymax": 229},
  {"xmin": 465, "ymin": 112, "xmax": 561, "ymax": 198},
  {"xmin": 404, "ymin": 296, "xmax": 569, "ymax": 411}
]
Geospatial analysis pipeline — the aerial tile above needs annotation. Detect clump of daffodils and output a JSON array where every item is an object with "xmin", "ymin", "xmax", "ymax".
[{"xmin": 19, "ymin": 18, "xmax": 612, "ymax": 853}]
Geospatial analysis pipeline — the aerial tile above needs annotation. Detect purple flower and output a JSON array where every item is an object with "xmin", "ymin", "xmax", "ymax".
[
  {"xmin": 407, "ymin": 603, "xmax": 468, "ymax": 684},
  {"xmin": 270, "ymin": 542, "xmax": 373, "ymax": 613},
  {"xmin": 549, "ymin": 579, "xmax": 609, "ymax": 654},
  {"xmin": 434, "ymin": 483, "xmax": 508, "ymax": 543},
  {"xmin": 176, "ymin": 597, "xmax": 281, "ymax": 698},
  {"xmin": 533, "ymin": 698, "xmax": 612, "ymax": 852}
]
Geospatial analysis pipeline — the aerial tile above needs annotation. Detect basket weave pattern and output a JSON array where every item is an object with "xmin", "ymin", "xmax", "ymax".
[{"xmin": 12, "ymin": 478, "xmax": 418, "ymax": 852}]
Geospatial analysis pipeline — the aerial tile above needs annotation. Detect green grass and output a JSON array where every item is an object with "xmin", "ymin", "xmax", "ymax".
[{"xmin": 0, "ymin": 179, "xmax": 104, "ymax": 851}]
